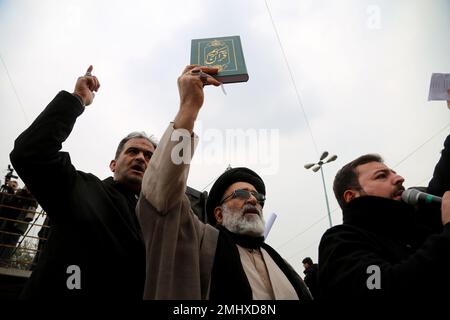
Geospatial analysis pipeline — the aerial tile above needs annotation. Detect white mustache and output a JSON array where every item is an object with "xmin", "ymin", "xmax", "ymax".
[{"xmin": 241, "ymin": 204, "xmax": 262, "ymax": 216}]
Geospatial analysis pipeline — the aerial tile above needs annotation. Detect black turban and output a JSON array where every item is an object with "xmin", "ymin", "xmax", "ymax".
[{"xmin": 206, "ymin": 167, "xmax": 265, "ymax": 225}]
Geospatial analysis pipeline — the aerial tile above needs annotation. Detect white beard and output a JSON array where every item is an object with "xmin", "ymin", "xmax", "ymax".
[{"xmin": 221, "ymin": 203, "xmax": 266, "ymax": 237}]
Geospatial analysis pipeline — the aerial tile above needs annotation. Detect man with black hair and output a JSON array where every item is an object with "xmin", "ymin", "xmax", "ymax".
[
  {"xmin": 302, "ymin": 257, "xmax": 318, "ymax": 299},
  {"xmin": 137, "ymin": 65, "xmax": 311, "ymax": 301},
  {"xmin": 318, "ymin": 101, "xmax": 450, "ymax": 301},
  {"xmin": 10, "ymin": 66, "xmax": 156, "ymax": 299}
]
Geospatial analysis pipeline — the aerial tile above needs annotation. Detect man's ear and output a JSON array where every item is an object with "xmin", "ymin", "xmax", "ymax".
[
  {"xmin": 109, "ymin": 160, "xmax": 116, "ymax": 173},
  {"xmin": 343, "ymin": 189, "xmax": 359, "ymax": 204},
  {"xmin": 214, "ymin": 206, "xmax": 223, "ymax": 224}
]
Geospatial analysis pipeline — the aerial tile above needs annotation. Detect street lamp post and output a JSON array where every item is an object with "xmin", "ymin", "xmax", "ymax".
[{"xmin": 304, "ymin": 151, "xmax": 338, "ymax": 228}]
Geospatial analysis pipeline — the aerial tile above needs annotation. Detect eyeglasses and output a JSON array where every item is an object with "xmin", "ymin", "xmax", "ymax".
[{"xmin": 219, "ymin": 189, "xmax": 266, "ymax": 205}]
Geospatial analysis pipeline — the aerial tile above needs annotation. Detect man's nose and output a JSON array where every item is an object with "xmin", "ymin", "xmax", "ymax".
[
  {"xmin": 134, "ymin": 151, "xmax": 146, "ymax": 162},
  {"xmin": 393, "ymin": 173, "xmax": 405, "ymax": 185},
  {"xmin": 246, "ymin": 193, "xmax": 258, "ymax": 205}
]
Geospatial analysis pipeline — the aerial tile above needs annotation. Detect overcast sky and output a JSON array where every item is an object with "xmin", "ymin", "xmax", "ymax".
[{"xmin": 1, "ymin": 0, "xmax": 449, "ymax": 275}]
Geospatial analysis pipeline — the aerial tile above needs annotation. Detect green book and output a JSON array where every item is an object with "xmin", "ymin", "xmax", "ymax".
[{"xmin": 190, "ymin": 36, "xmax": 249, "ymax": 84}]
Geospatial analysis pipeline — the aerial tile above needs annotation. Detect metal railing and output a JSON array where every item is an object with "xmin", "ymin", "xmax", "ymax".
[{"xmin": 0, "ymin": 191, "xmax": 48, "ymax": 271}]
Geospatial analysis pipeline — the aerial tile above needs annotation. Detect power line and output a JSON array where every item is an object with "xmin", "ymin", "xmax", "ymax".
[
  {"xmin": 393, "ymin": 123, "xmax": 450, "ymax": 169},
  {"xmin": 275, "ymin": 212, "xmax": 330, "ymax": 250},
  {"xmin": 0, "ymin": 53, "xmax": 28, "ymax": 123},
  {"xmin": 287, "ymin": 239, "xmax": 319, "ymax": 260},
  {"xmin": 201, "ymin": 175, "xmax": 219, "ymax": 192},
  {"xmin": 264, "ymin": 0, "xmax": 319, "ymax": 156},
  {"xmin": 201, "ymin": 165, "xmax": 230, "ymax": 191}
]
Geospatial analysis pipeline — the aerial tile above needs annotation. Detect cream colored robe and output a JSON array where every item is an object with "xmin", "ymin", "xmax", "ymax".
[{"xmin": 137, "ymin": 123, "xmax": 219, "ymax": 299}]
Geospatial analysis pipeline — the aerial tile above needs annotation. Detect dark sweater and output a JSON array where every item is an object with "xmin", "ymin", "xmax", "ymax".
[{"xmin": 10, "ymin": 91, "xmax": 145, "ymax": 299}]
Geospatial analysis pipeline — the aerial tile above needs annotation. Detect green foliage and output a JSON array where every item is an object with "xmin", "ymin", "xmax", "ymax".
[{"xmin": 10, "ymin": 238, "xmax": 37, "ymax": 270}]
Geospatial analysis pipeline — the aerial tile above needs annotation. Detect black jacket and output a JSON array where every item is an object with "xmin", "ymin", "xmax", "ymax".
[{"xmin": 10, "ymin": 91, "xmax": 146, "ymax": 299}]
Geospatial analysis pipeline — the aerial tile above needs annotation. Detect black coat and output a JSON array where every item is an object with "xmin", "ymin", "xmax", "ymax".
[{"xmin": 10, "ymin": 91, "xmax": 146, "ymax": 299}]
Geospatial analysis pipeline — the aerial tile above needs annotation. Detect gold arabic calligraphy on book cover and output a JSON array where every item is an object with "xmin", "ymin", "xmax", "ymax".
[{"xmin": 190, "ymin": 36, "xmax": 249, "ymax": 84}]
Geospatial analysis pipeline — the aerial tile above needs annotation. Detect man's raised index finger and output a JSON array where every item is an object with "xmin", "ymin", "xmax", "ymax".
[{"xmin": 85, "ymin": 65, "xmax": 93, "ymax": 76}]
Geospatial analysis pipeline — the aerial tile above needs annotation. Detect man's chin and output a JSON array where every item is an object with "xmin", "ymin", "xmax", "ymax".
[
  {"xmin": 392, "ymin": 191, "xmax": 404, "ymax": 201},
  {"xmin": 127, "ymin": 171, "xmax": 144, "ymax": 180},
  {"xmin": 235, "ymin": 222, "xmax": 265, "ymax": 237},
  {"xmin": 243, "ymin": 212, "xmax": 259, "ymax": 217},
  {"xmin": 244, "ymin": 214, "xmax": 263, "ymax": 223},
  {"xmin": 129, "ymin": 169, "xmax": 145, "ymax": 177},
  {"xmin": 120, "ymin": 175, "xmax": 143, "ymax": 189},
  {"xmin": 239, "ymin": 229, "xmax": 265, "ymax": 237}
]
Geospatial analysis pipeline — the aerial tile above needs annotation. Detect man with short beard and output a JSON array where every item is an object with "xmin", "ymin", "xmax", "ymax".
[
  {"xmin": 137, "ymin": 65, "xmax": 312, "ymax": 301},
  {"xmin": 318, "ymin": 138, "xmax": 450, "ymax": 302}
]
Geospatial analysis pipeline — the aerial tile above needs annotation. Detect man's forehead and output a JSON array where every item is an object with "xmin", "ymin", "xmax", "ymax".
[
  {"xmin": 124, "ymin": 138, "xmax": 155, "ymax": 151},
  {"xmin": 356, "ymin": 161, "xmax": 389, "ymax": 176}
]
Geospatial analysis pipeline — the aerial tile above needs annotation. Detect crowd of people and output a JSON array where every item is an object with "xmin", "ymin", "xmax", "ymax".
[{"xmin": 3, "ymin": 64, "xmax": 449, "ymax": 305}]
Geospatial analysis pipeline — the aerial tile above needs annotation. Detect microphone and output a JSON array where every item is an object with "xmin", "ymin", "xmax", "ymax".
[{"xmin": 401, "ymin": 188, "xmax": 442, "ymax": 206}]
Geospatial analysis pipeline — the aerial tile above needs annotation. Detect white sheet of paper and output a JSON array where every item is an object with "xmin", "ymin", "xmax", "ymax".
[
  {"xmin": 264, "ymin": 212, "xmax": 277, "ymax": 239},
  {"xmin": 428, "ymin": 73, "xmax": 450, "ymax": 101}
]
